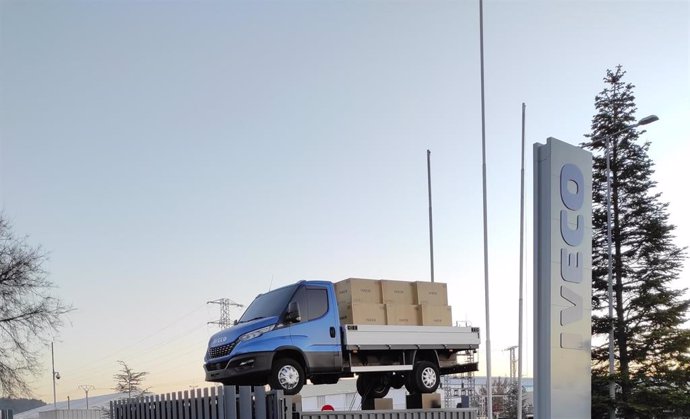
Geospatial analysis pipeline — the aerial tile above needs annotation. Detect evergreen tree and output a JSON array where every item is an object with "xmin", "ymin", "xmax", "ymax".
[
  {"xmin": 503, "ymin": 382, "xmax": 532, "ymax": 419},
  {"xmin": 583, "ymin": 66, "xmax": 690, "ymax": 418}
]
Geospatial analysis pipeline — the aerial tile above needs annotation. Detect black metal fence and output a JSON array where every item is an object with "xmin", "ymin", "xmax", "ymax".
[
  {"xmin": 110, "ymin": 386, "xmax": 477, "ymax": 419},
  {"xmin": 110, "ymin": 386, "xmax": 293, "ymax": 419}
]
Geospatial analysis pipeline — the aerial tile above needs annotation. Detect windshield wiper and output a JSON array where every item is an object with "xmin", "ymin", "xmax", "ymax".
[{"xmin": 238, "ymin": 316, "xmax": 265, "ymax": 324}]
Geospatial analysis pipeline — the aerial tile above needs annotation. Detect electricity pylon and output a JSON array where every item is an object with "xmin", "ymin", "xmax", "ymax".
[{"xmin": 207, "ymin": 298, "xmax": 244, "ymax": 329}]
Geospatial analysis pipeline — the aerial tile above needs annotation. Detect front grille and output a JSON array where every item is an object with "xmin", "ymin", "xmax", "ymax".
[{"xmin": 208, "ymin": 341, "xmax": 236, "ymax": 359}]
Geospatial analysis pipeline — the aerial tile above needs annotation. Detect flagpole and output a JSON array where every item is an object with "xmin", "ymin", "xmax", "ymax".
[
  {"xmin": 478, "ymin": 0, "xmax": 493, "ymax": 417},
  {"xmin": 427, "ymin": 149, "xmax": 435, "ymax": 283},
  {"xmin": 517, "ymin": 103, "xmax": 526, "ymax": 419}
]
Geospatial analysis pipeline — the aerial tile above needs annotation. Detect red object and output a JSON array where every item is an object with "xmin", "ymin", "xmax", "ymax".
[{"xmin": 321, "ymin": 404, "xmax": 334, "ymax": 411}]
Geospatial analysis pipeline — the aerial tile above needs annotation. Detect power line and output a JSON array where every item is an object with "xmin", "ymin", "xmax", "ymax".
[{"xmin": 62, "ymin": 304, "xmax": 207, "ymax": 382}]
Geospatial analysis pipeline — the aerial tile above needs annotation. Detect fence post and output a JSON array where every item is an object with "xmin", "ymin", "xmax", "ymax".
[
  {"xmin": 238, "ymin": 387, "xmax": 252, "ymax": 419},
  {"xmin": 1, "ymin": 409, "xmax": 15, "ymax": 419},
  {"xmin": 267, "ymin": 390, "xmax": 286, "ymax": 419},
  {"xmin": 183, "ymin": 390, "xmax": 191, "ymax": 419},
  {"xmin": 215, "ymin": 387, "xmax": 222, "ymax": 419},
  {"xmin": 209, "ymin": 387, "xmax": 218, "ymax": 419},
  {"xmin": 194, "ymin": 389, "xmax": 203, "ymax": 419},
  {"xmin": 253, "ymin": 386, "xmax": 266, "ymax": 419},
  {"xmin": 189, "ymin": 389, "xmax": 196, "ymax": 419},
  {"xmin": 223, "ymin": 386, "xmax": 237, "ymax": 419},
  {"xmin": 171, "ymin": 392, "xmax": 178, "ymax": 419},
  {"xmin": 201, "ymin": 388, "xmax": 209, "ymax": 419},
  {"xmin": 145, "ymin": 394, "xmax": 151, "ymax": 419},
  {"xmin": 164, "ymin": 393, "xmax": 171, "ymax": 419}
]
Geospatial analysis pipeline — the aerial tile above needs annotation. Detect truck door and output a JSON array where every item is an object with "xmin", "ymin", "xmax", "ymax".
[{"xmin": 288, "ymin": 285, "xmax": 342, "ymax": 373}]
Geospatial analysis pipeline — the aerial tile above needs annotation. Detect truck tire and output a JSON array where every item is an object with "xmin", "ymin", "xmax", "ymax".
[
  {"xmin": 269, "ymin": 358, "xmax": 305, "ymax": 395},
  {"xmin": 390, "ymin": 373, "xmax": 406, "ymax": 389},
  {"xmin": 406, "ymin": 361, "xmax": 439, "ymax": 394},
  {"xmin": 310, "ymin": 374, "xmax": 340, "ymax": 385},
  {"xmin": 356, "ymin": 374, "xmax": 391, "ymax": 399}
]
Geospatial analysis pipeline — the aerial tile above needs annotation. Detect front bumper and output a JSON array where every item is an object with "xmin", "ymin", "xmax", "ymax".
[{"xmin": 204, "ymin": 351, "xmax": 274, "ymax": 385}]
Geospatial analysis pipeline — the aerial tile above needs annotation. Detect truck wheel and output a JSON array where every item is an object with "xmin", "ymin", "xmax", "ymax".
[
  {"xmin": 310, "ymin": 374, "xmax": 339, "ymax": 385},
  {"xmin": 356, "ymin": 374, "xmax": 391, "ymax": 399},
  {"xmin": 390, "ymin": 373, "xmax": 405, "ymax": 390},
  {"xmin": 269, "ymin": 358, "xmax": 305, "ymax": 395},
  {"xmin": 407, "ymin": 361, "xmax": 439, "ymax": 394}
]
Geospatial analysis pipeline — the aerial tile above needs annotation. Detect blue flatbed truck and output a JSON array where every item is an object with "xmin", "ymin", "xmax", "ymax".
[{"xmin": 204, "ymin": 280, "xmax": 479, "ymax": 396}]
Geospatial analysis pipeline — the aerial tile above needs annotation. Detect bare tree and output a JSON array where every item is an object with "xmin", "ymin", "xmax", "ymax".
[
  {"xmin": 0, "ymin": 216, "xmax": 71, "ymax": 398},
  {"xmin": 113, "ymin": 361, "xmax": 149, "ymax": 398}
]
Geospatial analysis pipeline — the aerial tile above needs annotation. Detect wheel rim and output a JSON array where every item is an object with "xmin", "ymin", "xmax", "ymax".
[
  {"xmin": 421, "ymin": 367, "xmax": 437, "ymax": 389},
  {"xmin": 278, "ymin": 365, "xmax": 299, "ymax": 389}
]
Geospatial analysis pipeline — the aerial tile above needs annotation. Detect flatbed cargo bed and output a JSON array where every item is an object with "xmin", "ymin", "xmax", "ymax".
[{"xmin": 342, "ymin": 324, "xmax": 480, "ymax": 351}]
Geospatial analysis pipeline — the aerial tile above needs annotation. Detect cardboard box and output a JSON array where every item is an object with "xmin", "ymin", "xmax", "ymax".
[
  {"xmin": 362, "ymin": 398, "xmax": 394, "ymax": 410},
  {"xmin": 413, "ymin": 281, "xmax": 448, "ymax": 305},
  {"xmin": 406, "ymin": 393, "xmax": 441, "ymax": 409},
  {"xmin": 380, "ymin": 280, "xmax": 415, "ymax": 305},
  {"xmin": 339, "ymin": 303, "xmax": 386, "ymax": 325},
  {"xmin": 385, "ymin": 304, "xmax": 421, "ymax": 325},
  {"xmin": 335, "ymin": 278, "xmax": 382, "ymax": 304},
  {"xmin": 419, "ymin": 305, "xmax": 452, "ymax": 326}
]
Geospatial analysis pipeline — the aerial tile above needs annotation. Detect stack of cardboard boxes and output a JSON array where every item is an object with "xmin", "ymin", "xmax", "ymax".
[
  {"xmin": 335, "ymin": 278, "xmax": 386, "ymax": 325},
  {"xmin": 335, "ymin": 278, "xmax": 451, "ymax": 326}
]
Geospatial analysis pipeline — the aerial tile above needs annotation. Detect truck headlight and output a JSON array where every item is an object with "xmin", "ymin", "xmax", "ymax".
[{"xmin": 238, "ymin": 325, "xmax": 275, "ymax": 342}]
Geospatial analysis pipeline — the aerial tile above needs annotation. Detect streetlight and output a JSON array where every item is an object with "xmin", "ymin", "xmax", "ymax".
[
  {"xmin": 51, "ymin": 342, "xmax": 60, "ymax": 413},
  {"xmin": 604, "ymin": 114, "xmax": 658, "ymax": 417}
]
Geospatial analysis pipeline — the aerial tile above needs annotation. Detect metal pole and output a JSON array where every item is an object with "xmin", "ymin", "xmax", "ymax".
[
  {"xmin": 51, "ymin": 342, "xmax": 57, "ymax": 412},
  {"xmin": 79, "ymin": 385, "xmax": 95, "ymax": 409},
  {"xmin": 427, "ymin": 149, "xmax": 435, "ymax": 283},
  {"xmin": 517, "ymin": 103, "xmax": 525, "ymax": 419},
  {"xmin": 478, "ymin": 0, "xmax": 493, "ymax": 417}
]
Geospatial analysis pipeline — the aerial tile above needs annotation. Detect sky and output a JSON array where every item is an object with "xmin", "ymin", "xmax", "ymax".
[{"xmin": 1, "ymin": 0, "xmax": 689, "ymax": 402}]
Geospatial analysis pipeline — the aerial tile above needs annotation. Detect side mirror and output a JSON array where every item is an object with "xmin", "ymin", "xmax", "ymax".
[
  {"xmin": 286, "ymin": 301, "xmax": 302, "ymax": 323},
  {"xmin": 233, "ymin": 319, "xmax": 238, "ymax": 326}
]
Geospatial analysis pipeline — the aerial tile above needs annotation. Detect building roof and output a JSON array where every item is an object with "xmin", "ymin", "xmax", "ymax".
[{"xmin": 15, "ymin": 394, "xmax": 126, "ymax": 419}]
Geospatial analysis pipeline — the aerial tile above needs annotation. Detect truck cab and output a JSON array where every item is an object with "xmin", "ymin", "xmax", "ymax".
[{"xmin": 204, "ymin": 280, "xmax": 342, "ymax": 394}]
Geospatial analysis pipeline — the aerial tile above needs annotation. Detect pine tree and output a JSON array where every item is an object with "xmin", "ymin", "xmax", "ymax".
[
  {"xmin": 504, "ymin": 382, "xmax": 532, "ymax": 419},
  {"xmin": 583, "ymin": 66, "xmax": 690, "ymax": 418}
]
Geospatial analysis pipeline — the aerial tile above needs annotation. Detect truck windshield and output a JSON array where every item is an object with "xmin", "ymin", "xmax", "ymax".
[{"xmin": 238, "ymin": 283, "xmax": 299, "ymax": 323}]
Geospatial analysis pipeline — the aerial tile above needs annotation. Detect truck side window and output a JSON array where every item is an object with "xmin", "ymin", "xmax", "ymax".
[
  {"xmin": 290, "ymin": 287, "xmax": 328, "ymax": 322},
  {"xmin": 290, "ymin": 288, "xmax": 308, "ymax": 320},
  {"xmin": 306, "ymin": 288, "xmax": 328, "ymax": 320}
]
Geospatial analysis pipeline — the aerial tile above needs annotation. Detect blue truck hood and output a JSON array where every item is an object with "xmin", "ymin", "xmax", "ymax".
[{"xmin": 207, "ymin": 316, "xmax": 279, "ymax": 348}]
